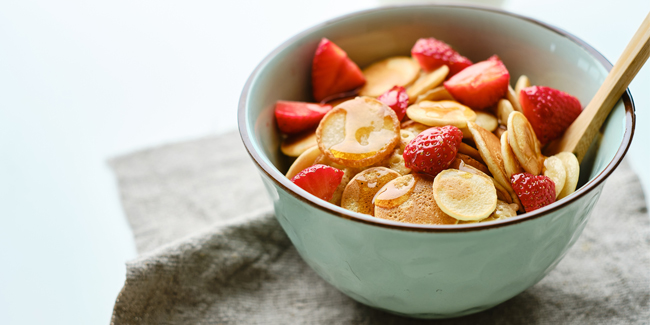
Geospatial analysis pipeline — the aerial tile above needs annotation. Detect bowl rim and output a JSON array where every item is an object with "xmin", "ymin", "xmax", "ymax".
[{"xmin": 238, "ymin": 4, "xmax": 636, "ymax": 233}]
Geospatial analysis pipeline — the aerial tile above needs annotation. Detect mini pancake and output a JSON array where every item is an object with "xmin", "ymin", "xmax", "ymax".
[
  {"xmin": 467, "ymin": 121, "xmax": 515, "ymax": 196},
  {"xmin": 386, "ymin": 130, "xmax": 414, "ymax": 175},
  {"xmin": 506, "ymin": 84, "xmax": 523, "ymax": 112},
  {"xmin": 406, "ymin": 65, "xmax": 449, "ymax": 103},
  {"xmin": 433, "ymin": 169, "xmax": 497, "ymax": 221},
  {"xmin": 458, "ymin": 142, "xmax": 484, "ymax": 164},
  {"xmin": 317, "ymin": 97, "xmax": 400, "ymax": 168},
  {"xmin": 415, "ymin": 86, "xmax": 455, "ymax": 104},
  {"xmin": 474, "ymin": 111, "xmax": 498, "ymax": 132},
  {"xmin": 514, "ymin": 75, "xmax": 531, "ymax": 98},
  {"xmin": 458, "ymin": 200, "xmax": 518, "ymax": 223},
  {"xmin": 406, "ymin": 100, "xmax": 477, "ymax": 128},
  {"xmin": 494, "ymin": 125, "xmax": 507, "ymax": 139},
  {"xmin": 341, "ymin": 167, "xmax": 401, "ymax": 216},
  {"xmin": 555, "ymin": 152, "xmax": 580, "ymax": 199},
  {"xmin": 456, "ymin": 160, "xmax": 511, "ymax": 204},
  {"xmin": 496, "ymin": 98, "xmax": 514, "ymax": 125},
  {"xmin": 375, "ymin": 174, "xmax": 457, "ymax": 225},
  {"xmin": 500, "ymin": 131, "xmax": 523, "ymax": 180},
  {"xmin": 451, "ymin": 153, "xmax": 491, "ymax": 176},
  {"xmin": 507, "ymin": 111, "xmax": 543, "ymax": 175},
  {"xmin": 281, "ymin": 130, "xmax": 317, "ymax": 157},
  {"xmin": 330, "ymin": 167, "xmax": 357, "ymax": 206},
  {"xmin": 400, "ymin": 120, "xmax": 430, "ymax": 136},
  {"xmin": 285, "ymin": 146, "xmax": 322, "ymax": 180},
  {"xmin": 359, "ymin": 57, "xmax": 421, "ymax": 97},
  {"xmin": 543, "ymin": 156, "xmax": 566, "ymax": 198}
]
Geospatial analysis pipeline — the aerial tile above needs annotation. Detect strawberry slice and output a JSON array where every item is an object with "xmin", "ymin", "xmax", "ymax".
[
  {"xmin": 377, "ymin": 85, "xmax": 409, "ymax": 121},
  {"xmin": 511, "ymin": 173, "xmax": 556, "ymax": 213},
  {"xmin": 274, "ymin": 101, "xmax": 332, "ymax": 135},
  {"xmin": 443, "ymin": 55, "xmax": 510, "ymax": 110},
  {"xmin": 403, "ymin": 125, "xmax": 463, "ymax": 177},
  {"xmin": 291, "ymin": 164, "xmax": 344, "ymax": 201},
  {"xmin": 312, "ymin": 38, "xmax": 366, "ymax": 102},
  {"xmin": 411, "ymin": 38, "xmax": 472, "ymax": 76},
  {"xmin": 519, "ymin": 86, "xmax": 582, "ymax": 144}
]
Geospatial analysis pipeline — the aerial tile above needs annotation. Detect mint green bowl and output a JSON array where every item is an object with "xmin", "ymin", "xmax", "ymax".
[{"xmin": 238, "ymin": 5, "xmax": 635, "ymax": 318}]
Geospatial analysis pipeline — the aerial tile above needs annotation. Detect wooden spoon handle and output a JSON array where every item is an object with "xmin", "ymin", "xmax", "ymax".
[{"xmin": 545, "ymin": 12, "xmax": 650, "ymax": 161}]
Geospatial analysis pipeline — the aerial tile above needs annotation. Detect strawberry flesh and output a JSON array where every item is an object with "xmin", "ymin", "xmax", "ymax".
[
  {"xmin": 511, "ymin": 173, "xmax": 556, "ymax": 213},
  {"xmin": 274, "ymin": 100, "xmax": 332, "ymax": 135},
  {"xmin": 291, "ymin": 164, "xmax": 344, "ymax": 201},
  {"xmin": 403, "ymin": 125, "xmax": 463, "ymax": 177},
  {"xmin": 312, "ymin": 38, "xmax": 366, "ymax": 102},
  {"xmin": 411, "ymin": 38, "xmax": 472, "ymax": 76},
  {"xmin": 519, "ymin": 85, "xmax": 582, "ymax": 144},
  {"xmin": 443, "ymin": 55, "xmax": 510, "ymax": 110},
  {"xmin": 377, "ymin": 85, "xmax": 409, "ymax": 121}
]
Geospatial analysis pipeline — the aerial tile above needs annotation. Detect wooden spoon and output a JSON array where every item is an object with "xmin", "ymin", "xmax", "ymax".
[{"xmin": 545, "ymin": 12, "xmax": 650, "ymax": 161}]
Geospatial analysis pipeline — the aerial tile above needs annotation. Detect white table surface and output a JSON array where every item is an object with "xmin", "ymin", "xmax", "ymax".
[{"xmin": 0, "ymin": 0, "xmax": 648, "ymax": 324}]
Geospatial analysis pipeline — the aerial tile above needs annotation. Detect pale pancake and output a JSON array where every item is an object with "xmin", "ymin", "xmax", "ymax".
[
  {"xmin": 500, "ymin": 131, "xmax": 524, "ymax": 180},
  {"xmin": 406, "ymin": 100, "xmax": 476, "ymax": 128},
  {"xmin": 496, "ymin": 98, "xmax": 514, "ymax": 125},
  {"xmin": 514, "ymin": 75, "xmax": 531, "ymax": 99},
  {"xmin": 458, "ymin": 142, "xmax": 484, "ymax": 164},
  {"xmin": 555, "ymin": 152, "xmax": 580, "ymax": 200},
  {"xmin": 433, "ymin": 169, "xmax": 497, "ymax": 221},
  {"xmin": 507, "ymin": 111, "xmax": 543, "ymax": 175},
  {"xmin": 474, "ymin": 111, "xmax": 498, "ymax": 132},
  {"xmin": 467, "ymin": 121, "xmax": 514, "ymax": 196},
  {"xmin": 285, "ymin": 146, "xmax": 322, "ymax": 180},
  {"xmin": 456, "ymin": 160, "xmax": 512, "ymax": 204},
  {"xmin": 506, "ymin": 84, "xmax": 523, "ymax": 112},
  {"xmin": 281, "ymin": 130, "xmax": 317, "ymax": 157},
  {"xmin": 359, "ymin": 57, "xmax": 421, "ymax": 97},
  {"xmin": 415, "ymin": 86, "xmax": 454, "ymax": 104},
  {"xmin": 406, "ymin": 65, "xmax": 449, "ymax": 103},
  {"xmin": 542, "ymin": 156, "xmax": 567, "ymax": 198}
]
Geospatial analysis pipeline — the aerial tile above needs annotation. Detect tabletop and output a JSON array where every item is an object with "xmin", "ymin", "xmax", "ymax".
[{"xmin": 0, "ymin": 0, "xmax": 648, "ymax": 324}]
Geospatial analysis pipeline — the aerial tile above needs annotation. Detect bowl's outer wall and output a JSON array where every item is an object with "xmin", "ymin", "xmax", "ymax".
[
  {"xmin": 243, "ymin": 5, "xmax": 630, "ymax": 318},
  {"xmin": 262, "ymin": 171, "xmax": 604, "ymax": 317}
]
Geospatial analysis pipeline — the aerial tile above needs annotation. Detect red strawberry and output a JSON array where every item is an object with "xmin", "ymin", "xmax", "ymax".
[
  {"xmin": 411, "ymin": 38, "xmax": 472, "ymax": 76},
  {"xmin": 377, "ymin": 85, "xmax": 409, "ymax": 121},
  {"xmin": 403, "ymin": 125, "xmax": 463, "ymax": 177},
  {"xmin": 312, "ymin": 38, "xmax": 366, "ymax": 102},
  {"xmin": 519, "ymin": 85, "xmax": 582, "ymax": 144},
  {"xmin": 274, "ymin": 101, "xmax": 332, "ymax": 134},
  {"xmin": 511, "ymin": 173, "xmax": 556, "ymax": 213},
  {"xmin": 291, "ymin": 164, "xmax": 344, "ymax": 201},
  {"xmin": 443, "ymin": 55, "xmax": 510, "ymax": 110}
]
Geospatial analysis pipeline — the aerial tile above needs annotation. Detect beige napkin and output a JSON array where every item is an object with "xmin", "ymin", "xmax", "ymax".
[{"xmin": 110, "ymin": 131, "xmax": 650, "ymax": 324}]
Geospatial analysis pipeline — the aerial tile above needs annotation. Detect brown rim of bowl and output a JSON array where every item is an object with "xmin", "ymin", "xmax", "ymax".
[{"xmin": 237, "ymin": 4, "xmax": 636, "ymax": 233}]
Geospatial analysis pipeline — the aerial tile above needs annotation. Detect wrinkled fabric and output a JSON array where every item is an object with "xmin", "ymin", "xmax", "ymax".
[{"xmin": 110, "ymin": 131, "xmax": 650, "ymax": 324}]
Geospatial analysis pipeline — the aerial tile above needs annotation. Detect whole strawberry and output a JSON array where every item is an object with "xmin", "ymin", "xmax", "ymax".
[
  {"xmin": 519, "ymin": 86, "xmax": 582, "ymax": 144},
  {"xmin": 291, "ymin": 164, "xmax": 344, "ymax": 201},
  {"xmin": 377, "ymin": 85, "xmax": 409, "ymax": 121},
  {"xmin": 403, "ymin": 125, "xmax": 463, "ymax": 177},
  {"xmin": 511, "ymin": 173, "xmax": 556, "ymax": 213}
]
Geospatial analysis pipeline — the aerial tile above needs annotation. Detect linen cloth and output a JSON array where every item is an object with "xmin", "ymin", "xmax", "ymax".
[{"xmin": 110, "ymin": 131, "xmax": 650, "ymax": 324}]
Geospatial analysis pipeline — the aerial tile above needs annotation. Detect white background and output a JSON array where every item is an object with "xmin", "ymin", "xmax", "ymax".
[{"xmin": 0, "ymin": 0, "xmax": 648, "ymax": 324}]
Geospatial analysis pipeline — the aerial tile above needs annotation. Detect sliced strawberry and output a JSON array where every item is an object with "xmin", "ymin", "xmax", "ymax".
[
  {"xmin": 519, "ymin": 85, "xmax": 582, "ymax": 144},
  {"xmin": 274, "ymin": 101, "xmax": 332, "ymax": 135},
  {"xmin": 312, "ymin": 38, "xmax": 366, "ymax": 102},
  {"xmin": 377, "ymin": 85, "xmax": 409, "ymax": 121},
  {"xmin": 403, "ymin": 125, "xmax": 463, "ymax": 177},
  {"xmin": 511, "ymin": 173, "xmax": 556, "ymax": 213},
  {"xmin": 411, "ymin": 38, "xmax": 472, "ymax": 76},
  {"xmin": 291, "ymin": 164, "xmax": 344, "ymax": 201},
  {"xmin": 443, "ymin": 55, "xmax": 510, "ymax": 110}
]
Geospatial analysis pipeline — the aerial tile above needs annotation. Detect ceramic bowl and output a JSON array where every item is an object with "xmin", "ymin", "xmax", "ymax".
[{"xmin": 238, "ymin": 5, "xmax": 635, "ymax": 318}]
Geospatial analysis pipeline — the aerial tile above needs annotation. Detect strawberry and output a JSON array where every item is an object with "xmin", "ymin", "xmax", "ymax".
[
  {"xmin": 403, "ymin": 125, "xmax": 463, "ymax": 177},
  {"xmin": 443, "ymin": 55, "xmax": 510, "ymax": 110},
  {"xmin": 511, "ymin": 173, "xmax": 556, "ymax": 213},
  {"xmin": 519, "ymin": 85, "xmax": 582, "ymax": 144},
  {"xmin": 291, "ymin": 164, "xmax": 344, "ymax": 201},
  {"xmin": 274, "ymin": 101, "xmax": 332, "ymax": 135},
  {"xmin": 411, "ymin": 38, "xmax": 473, "ymax": 76},
  {"xmin": 312, "ymin": 38, "xmax": 366, "ymax": 102},
  {"xmin": 377, "ymin": 85, "xmax": 409, "ymax": 121}
]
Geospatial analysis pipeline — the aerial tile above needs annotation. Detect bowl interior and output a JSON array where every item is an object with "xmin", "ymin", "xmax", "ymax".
[{"xmin": 242, "ymin": 5, "xmax": 631, "ymax": 220}]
